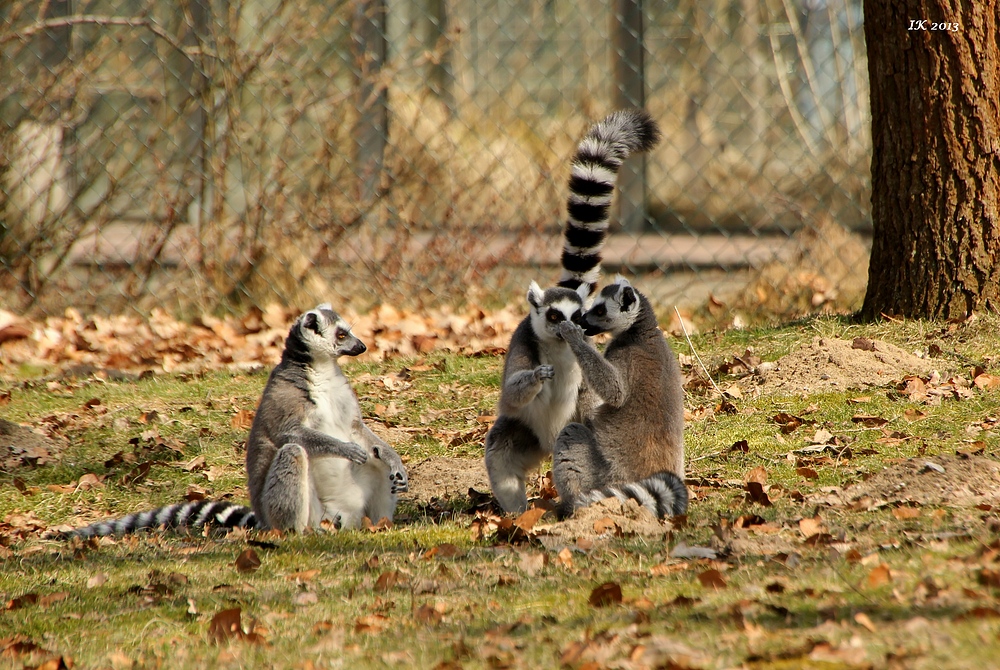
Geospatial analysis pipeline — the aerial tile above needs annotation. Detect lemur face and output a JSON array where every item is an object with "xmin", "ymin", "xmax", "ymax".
[
  {"xmin": 526, "ymin": 281, "xmax": 587, "ymax": 342},
  {"xmin": 580, "ymin": 277, "xmax": 640, "ymax": 336},
  {"xmin": 298, "ymin": 304, "xmax": 366, "ymax": 359}
]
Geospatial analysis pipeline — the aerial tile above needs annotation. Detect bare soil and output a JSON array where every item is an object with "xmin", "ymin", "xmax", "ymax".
[
  {"xmin": 1, "ymin": 418, "xmax": 63, "ymax": 469},
  {"xmin": 820, "ymin": 453, "xmax": 1000, "ymax": 508},
  {"xmin": 538, "ymin": 497, "xmax": 667, "ymax": 544},
  {"xmin": 745, "ymin": 336, "xmax": 950, "ymax": 396},
  {"xmin": 402, "ymin": 456, "xmax": 491, "ymax": 504}
]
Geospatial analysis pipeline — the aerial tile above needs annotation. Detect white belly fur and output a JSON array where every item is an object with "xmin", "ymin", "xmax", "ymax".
[
  {"xmin": 516, "ymin": 342, "xmax": 582, "ymax": 452},
  {"xmin": 303, "ymin": 365, "xmax": 390, "ymax": 527}
]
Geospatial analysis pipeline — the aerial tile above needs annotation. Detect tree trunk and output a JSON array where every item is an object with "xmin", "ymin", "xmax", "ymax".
[{"xmin": 859, "ymin": 1, "xmax": 1000, "ymax": 320}]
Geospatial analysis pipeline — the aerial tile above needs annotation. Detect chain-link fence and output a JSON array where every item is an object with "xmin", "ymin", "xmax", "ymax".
[{"xmin": 1, "ymin": 0, "xmax": 869, "ymax": 322}]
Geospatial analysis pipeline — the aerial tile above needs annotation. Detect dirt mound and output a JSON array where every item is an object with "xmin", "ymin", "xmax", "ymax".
[
  {"xmin": 747, "ymin": 337, "xmax": 948, "ymax": 396},
  {"xmin": 402, "ymin": 456, "xmax": 491, "ymax": 504},
  {"xmin": 824, "ymin": 454, "xmax": 1000, "ymax": 508},
  {"xmin": 540, "ymin": 497, "xmax": 667, "ymax": 545},
  {"xmin": 1, "ymin": 418, "xmax": 62, "ymax": 469}
]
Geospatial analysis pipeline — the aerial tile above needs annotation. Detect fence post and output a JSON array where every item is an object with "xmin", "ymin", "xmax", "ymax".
[
  {"xmin": 352, "ymin": 0, "xmax": 389, "ymax": 222},
  {"xmin": 612, "ymin": 0, "xmax": 648, "ymax": 232}
]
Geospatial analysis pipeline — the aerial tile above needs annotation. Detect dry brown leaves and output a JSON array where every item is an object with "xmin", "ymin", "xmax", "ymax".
[{"xmin": 0, "ymin": 303, "xmax": 524, "ymax": 376}]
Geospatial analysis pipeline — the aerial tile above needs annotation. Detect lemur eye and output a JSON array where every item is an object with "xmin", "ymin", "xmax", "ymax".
[
  {"xmin": 593, "ymin": 305, "xmax": 607, "ymax": 317},
  {"xmin": 571, "ymin": 311, "xmax": 582, "ymax": 323},
  {"xmin": 546, "ymin": 310, "xmax": 563, "ymax": 323},
  {"xmin": 336, "ymin": 330, "xmax": 347, "ymax": 341}
]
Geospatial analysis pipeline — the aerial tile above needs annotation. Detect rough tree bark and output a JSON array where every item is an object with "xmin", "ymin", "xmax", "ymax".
[{"xmin": 859, "ymin": 1, "xmax": 1000, "ymax": 320}]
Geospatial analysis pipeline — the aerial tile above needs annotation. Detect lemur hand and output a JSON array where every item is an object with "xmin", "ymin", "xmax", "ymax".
[
  {"xmin": 373, "ymin": 445, "xmax": 409, "ymax": 494},
  {"xmin": 533, "ymin": 364, "xmax": 555, "ymax": 382},
  {"xmin": 343, "ymin": 441, "xmax": 370, "ymax": 464},
  {"xmin": 557, "ymin": 320, "xmax": 586, "ymax": 345}
]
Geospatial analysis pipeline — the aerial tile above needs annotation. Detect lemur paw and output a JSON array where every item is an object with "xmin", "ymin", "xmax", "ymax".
[
  {"xmin": 533, "ymin": 364, "xmax": 555, "ymax": 382},
  {"xmin": 344, "ymin": 442, "xmax": 369, "ymax": 464},
  {"xmin": 557, "ymin": 320, "xmax": 585, "ymax": 344},
  {"xmin": 389, "ymin": 469, "xmax": 409, "ymax": 494}
]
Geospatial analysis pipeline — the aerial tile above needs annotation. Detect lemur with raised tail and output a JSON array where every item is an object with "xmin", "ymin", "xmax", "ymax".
[
  {"xmin": 485, "ymin": 109, "xmax": 661, "ymax": 514},
  {"xmin": 553, "ymin": 277, "xmax": 688, "ymax": 519},
  {"xmin": 59, "ymin": 305, "xmax": 407, "ymax": 539}
]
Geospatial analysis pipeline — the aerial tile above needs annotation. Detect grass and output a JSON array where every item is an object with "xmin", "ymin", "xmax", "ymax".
[{"xmin": 2, "ymin": 314, "xmax": 1000, "ymax": 668}]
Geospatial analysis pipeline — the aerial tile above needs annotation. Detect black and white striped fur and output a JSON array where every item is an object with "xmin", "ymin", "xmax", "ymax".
[
  {"xmin": 576, "ymin": 471, "xmax": 688, "ymax": 519},
  {"xmin": 553, "ymin": 277, "xmax": 688, "ymax": 519},
  {"xmin": 66, "ymin": 500, "xmax": 257, "ymax": 539},
  {"xmin": 60, "ymin": 305, "xmax": 407, "ymax": 539},
  {"xmin": 485, "ymin": 110, "xmax": 660, "ymax": 514},
  {"xmin": 557, "ymin": 108, "xmax": 661, "ymax": 295}
]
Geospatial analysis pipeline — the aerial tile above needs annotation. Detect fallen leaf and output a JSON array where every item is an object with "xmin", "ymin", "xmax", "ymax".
[
  {"xmin": 867, "ymin": 564, "xmax": 892, "ymax": 588},
  {"xmin": 179, "ymin": 455, "xmax": 206, "ymax": 472},
  {"xmin": 209, "ymin": 607, "xmax": 245, "ymax": 643},
  {"xmin": 697, "ymin": 569, "xmax": 727, "ymax": 589},
  {"xmin": 650, "ymin": 562, "xmax": 690, "ymax": 576},
  {"xmin": 5, "ymin": 593, "xmax": 38, "ymax": 610},
  {"xmin": 555, "ymin": 547, "xmax": 574, "ymax": 569},
  {"xmin": 518, "ymin": 552, "xmax": 547, "ymax": 577},
  {"xmin": 38, "ymin": 592, "xmax": 69, "ymax": 607},
  {"xmin": 374, "ymin": 571, "xmax": 406, "ymax": 592},
  {"xmin": 796, "ymin": 467, "xmax": 819, "ymax": 480},
  {"xmin": 798, "ymin": 516, "xmax": 825, "ymax": 538},
  {"xmin": 854, "ymin": 612, "xmax": 877, "ymax": 632},
  {"xmin": 513, "ymin": 507, "xmax": 546, "ymax": 532},
  {"xmin": 87, "ymin": 573, "xmax": 108, "ymax": 589},
  {"xmin": 593, "ymin": 517, "xmax": 621, "ymax": 536},
  {"xmin": 745, "ymin": 481, "xmax": 772, "ymax": 506},
  {"xmin": 354, "ymin": 614, "xmax": 390, "ymax": 634},
  {"xmin": 851, "ymin": 414, "xmax": 888, "ymax": 427},
  {"xmin": 234, "ymin": 548, "xmax": 261, "ymax": 573},
  {"xmin": 231, "ymin": 410, "xmax": 254, "ymax": 430},
  {"xmin": 974, "ymin": 374, "xmax": 1000, "ymax": 390},
  {"xmin": 286, "ymin": 569, "xmax": 321, "ymax": 582},
  {"xmin": 892, "ymin": 507, "xmax": 921, "ymax": 520},
  {"xmin": 138, "ymin": 410, "xmax": 160, "ymax": 424},
  {"xmin": 588, "ymin": 582, "xmax": 623, "ymax": 607}
]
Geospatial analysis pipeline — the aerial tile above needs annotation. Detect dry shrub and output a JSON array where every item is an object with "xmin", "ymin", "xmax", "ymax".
[{"xmin": 739, "ymin": 214, "xmax": 870, "ymax": 318}]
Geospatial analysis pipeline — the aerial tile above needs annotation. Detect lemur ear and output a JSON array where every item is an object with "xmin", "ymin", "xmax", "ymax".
[
  {"xmin": 316, "ymin": 302, "xmax": 332, "ymax": 311},
  {"xmin": 302, "ymin": 312, "xmax": 320, "ymax": 332},
  {"xmin": 575, "ymin": 283, "xmax": 590, "ymax": 302},
  {"xmin": 613, "ymin": 274, "xmax": 632, "ymax": 289},
  {"xmin": 527, "ymin": 281, "xmax": 544, "ymax": 309},
  {"xmin": 620, "ymin": 285, "xmax": 637, "ymax": 310}
]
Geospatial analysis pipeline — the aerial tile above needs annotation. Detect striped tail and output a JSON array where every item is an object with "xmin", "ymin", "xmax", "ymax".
[
  {"xmin": 63, "ymin": 500, "xmax": 257, "ymax": 539},
  {"xmin": 558, "ymin": 109, "xmax": 662, "ymax": 295},
  {"xmin": 578, "ymin": 470, "xmax": 688, "ymax": 519}
]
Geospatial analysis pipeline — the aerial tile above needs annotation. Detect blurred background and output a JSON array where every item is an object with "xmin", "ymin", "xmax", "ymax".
[{"xmin": 1, "ymin": 0, "xmax": 870, "ymax": 325}]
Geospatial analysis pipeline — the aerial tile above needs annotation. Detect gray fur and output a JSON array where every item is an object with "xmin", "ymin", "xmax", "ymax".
[
  {"xmin": 246, "ymin": 304, "xmax": 407, "ymax": 531},
  {"xmin": 60, "ymin": 305, "xmax": 407, "ymax": 539},
  {"xmin": 485, "ymin": 110, "xmax": 660, "ymax": 514},
  {"xmin": 485, "ymin": 282, "xmax": 591, "ymax": 513},
  {"xmin": 553, "ymin": 277, "xmax": 688, "ymax": 519}
]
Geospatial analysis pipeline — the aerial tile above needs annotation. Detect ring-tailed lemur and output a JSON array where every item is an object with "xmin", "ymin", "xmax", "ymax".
[
  {"xmin": 552, "ymin": 277, "xmax": 688, "ymax": 519},
  {"xmin": 60, "ymin": 305, "xmax": 408, "ymax": 539},
  {"xmin": 485, "ymin": 110, "xmax": 661, "ymax": 514}
]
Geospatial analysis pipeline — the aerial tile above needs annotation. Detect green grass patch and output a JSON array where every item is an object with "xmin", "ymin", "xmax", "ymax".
[{"xmin": 3, "ymin": 315, "xmax": 1000, "ymax": 668}]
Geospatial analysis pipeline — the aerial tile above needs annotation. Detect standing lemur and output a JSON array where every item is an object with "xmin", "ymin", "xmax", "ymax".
[
  {"xmin": 485, "ymin": 109, "xmax": 661, "ymax": 513},
  {"xmin": 59, "ymin": 305, "xmax": 407, "ymax": 539},
  {"xmin": 553, "ymin": 277, "xmax": 688, "ymax": 519}
]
